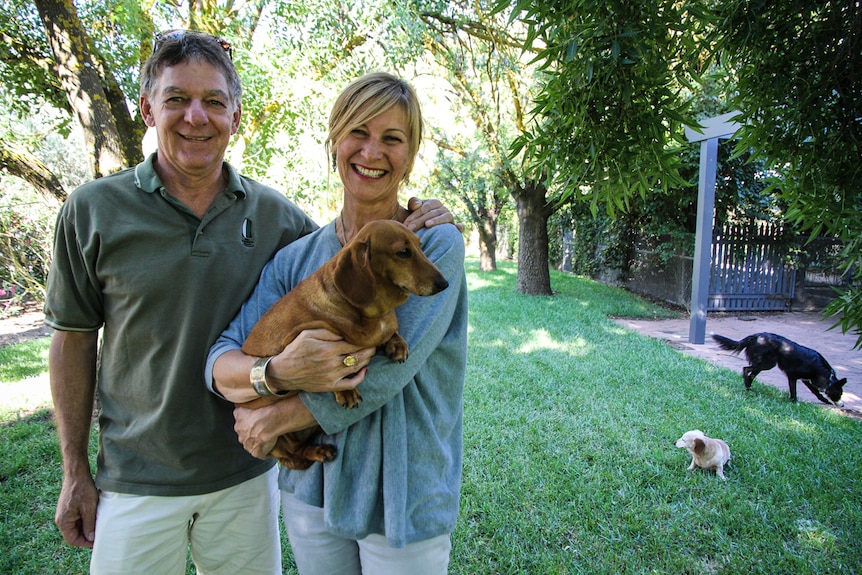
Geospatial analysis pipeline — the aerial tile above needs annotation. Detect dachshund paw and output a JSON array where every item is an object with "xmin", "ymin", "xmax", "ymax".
[
  {"xmin": 276, "ymin": 444, "xmax": 337, "ymax": 470},
  {"xmin": 384, "ymin": 333, "xmax": 409, "ymax": 363},
  {"xmin": 335, "ymin": 389, "xmax": 362, "ymax": 409}
]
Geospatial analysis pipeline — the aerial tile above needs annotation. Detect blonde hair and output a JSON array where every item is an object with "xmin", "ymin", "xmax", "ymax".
[{"xmin": 327, "ymin": 72, "xmax": 423, "ymax": 183}]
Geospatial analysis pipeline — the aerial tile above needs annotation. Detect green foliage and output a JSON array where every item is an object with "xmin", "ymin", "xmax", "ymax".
[
  {"xmin": 714, "ymin": 0, "xmax": 860, "ymax": 240},
  {"xmin": 549, "ymin": 201, "xmax": 620, "ymax": 277},
  {"xmin": 0, "ymin": 88, "xmax": 89, "ymax": 312},
  {"xmin": 0, "ymin": 192, "xmax": 53, "ymax": 310},
  {"xmin": 430, "ymin": 148, "xmax": 509, "ymax": 230},
  {"xmin": 713, "ymin": 0, "xmax": 862, "ymax": 345},
  {"xmin": 76, "ymin": 0, "xmax": 152, "ymax": 100},
  {"xmin": 0, "ymin": 0, "xmax": 67, "ymax": 116},
  {"xmin": 500, "ymin": 0, "xmax": 710, "ymax": 214},
  {"xmin": 560, "ymin": 77, "xmax": 793, "ymax": 280}
]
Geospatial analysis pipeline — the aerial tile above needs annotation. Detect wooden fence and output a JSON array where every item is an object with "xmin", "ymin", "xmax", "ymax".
[{"xmin": 709, "ymin": 221, "xmax": 796, "ymax": 312}]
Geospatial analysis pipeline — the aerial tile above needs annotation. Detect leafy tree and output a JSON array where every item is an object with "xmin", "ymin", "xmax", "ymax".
[
  {"xmin": 33, "ymin": 0, "xmax": 147, "ymax": 176},
  {"xmin": 430, "ymin": 148, "xmax": 509, "ymax": 271},
  {"xmin": 487, "ymin": 0, "xmax": 712, "ymax": 294},
  {"xmin": 712, "ymin": 0, "xmax": 862, "ymax": 347},
  {"xmin": 499, "ymin": 0, "xmax": 707, "ymax": 212},
  {"xmin": 413, "ymin": 1, "xmax": 519, "ymax": 271},
  {"xmin": 405, "ymin": 0, "xmax": 560, "ymax": 291}
]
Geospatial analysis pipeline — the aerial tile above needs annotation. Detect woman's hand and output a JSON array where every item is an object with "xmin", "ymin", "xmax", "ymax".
[
  {"xmin": 212, "ymin": 328, "xmax": 373, "ymax": 403},
  {"xmin": 266, "ymin": 328, "xmax": 375, "ymax": 394}
]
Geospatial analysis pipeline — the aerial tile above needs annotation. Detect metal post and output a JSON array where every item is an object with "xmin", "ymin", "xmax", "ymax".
[
  {"xmin": 689, "ymin": 137, "xmax": 718, "ymax": 344},
  {"xmin": 684, "ymin": 112, "xmax": 739, "ymax": 344}
]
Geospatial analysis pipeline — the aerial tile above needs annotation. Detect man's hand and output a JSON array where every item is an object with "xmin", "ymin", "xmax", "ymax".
[
  {"xmin": 55, "ymin": 472, "xmax": 98, "ymax": 548},
  {"xmin": 405, "ymin": 197, "xmax": 465, "ymax": 232},
  {"xmin": 234, "ymin": 396, "xmax": 318, "ymax": 459},
  {"xmin": 234, "ymin": 403, "xmax": 280, "ymax": 459}
]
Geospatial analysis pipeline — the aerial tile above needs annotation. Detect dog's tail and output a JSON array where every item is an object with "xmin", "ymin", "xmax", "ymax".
[{"xmin": 711, "ymin": 334, "xmax": 756, "ymax": 354}]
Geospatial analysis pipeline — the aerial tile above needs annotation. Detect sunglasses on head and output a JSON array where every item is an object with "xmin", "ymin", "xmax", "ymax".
[{"xmin": 153, "ymin": 29, "xmax": 233, "ymax": 60}]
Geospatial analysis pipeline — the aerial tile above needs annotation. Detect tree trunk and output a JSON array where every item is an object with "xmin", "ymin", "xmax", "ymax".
[
  {"xmin": 512, "ymin": 179, "xmax": 553, "ymax": 295},
  {"xmin": 34, "ymin": 0, "xmax": 128, "ymax": 178},
  {"xmin": 0, "ymin": 142, "xmax": 67, "ymax": 203},
  {"xmin": 477, "ymin": 218, "xmax": 498, "ymax": 271}
]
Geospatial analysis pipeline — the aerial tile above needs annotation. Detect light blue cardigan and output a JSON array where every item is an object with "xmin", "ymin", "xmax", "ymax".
[{"xmin": 206, "ymin": 220, "xmax": 468, "ymax": 547}]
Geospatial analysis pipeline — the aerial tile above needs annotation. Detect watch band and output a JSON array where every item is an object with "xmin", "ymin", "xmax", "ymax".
[{"xmin": 250, "ymin": 356, "xmax": 285, "ymax": 397}]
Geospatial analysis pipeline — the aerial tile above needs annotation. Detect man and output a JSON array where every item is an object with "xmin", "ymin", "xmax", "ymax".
[{"xmin": 45, "ymin": 30, "xmax": 452, "ymax": 574}]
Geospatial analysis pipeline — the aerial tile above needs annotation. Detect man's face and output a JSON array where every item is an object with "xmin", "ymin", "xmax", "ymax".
[{"xmin": 140, "ymin": 60, "xmax": 241, "ymax": 178}]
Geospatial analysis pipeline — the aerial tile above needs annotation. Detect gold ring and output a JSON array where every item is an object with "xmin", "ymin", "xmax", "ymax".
[{"xmin": 343, "ymin": 355, "xmax": 357, "ymax": 367}]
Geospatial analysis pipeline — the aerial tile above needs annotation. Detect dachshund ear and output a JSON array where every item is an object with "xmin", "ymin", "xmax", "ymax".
[
  {"xmin": 693, "ymin": 438, "xmax": 705, "ymax": 454},
  {"xmin": 333, "ymin": 238, "xmax": 377, "ymax": 308}
]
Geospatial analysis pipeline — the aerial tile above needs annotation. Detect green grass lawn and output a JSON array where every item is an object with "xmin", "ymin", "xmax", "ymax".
[{"xmin": 2, "ymin": 259, "xmax": 860, "ymax": 574}]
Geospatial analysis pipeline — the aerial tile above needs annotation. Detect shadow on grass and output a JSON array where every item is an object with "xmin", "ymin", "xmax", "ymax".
[{"xmin": 1, "ymin": 407, "xmax": 54, "ymax": 428}]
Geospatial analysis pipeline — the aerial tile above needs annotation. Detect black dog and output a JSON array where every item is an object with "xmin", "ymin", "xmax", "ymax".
[{"xmin": 712, "ymin": 333, "xmax": 847, "ymax": 406}]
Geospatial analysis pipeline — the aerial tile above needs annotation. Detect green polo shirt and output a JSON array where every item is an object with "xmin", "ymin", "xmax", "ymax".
[{"xmin": 44, "ymin": 154, "xmax": 317, "ymax": 496}]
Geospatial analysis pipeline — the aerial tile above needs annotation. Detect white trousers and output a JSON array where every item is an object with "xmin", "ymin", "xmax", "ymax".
[
  {"xmin": 90, "ymin": 467, "xmax": 280, "ymax": 575},
  {"xmin": 281, "ymin": 491, "xmax": 451, "ymax": 575}
]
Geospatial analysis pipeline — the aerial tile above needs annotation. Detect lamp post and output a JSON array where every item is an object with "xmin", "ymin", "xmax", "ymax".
[{"xmin": 684, "ymin": 112, "xmax": 740, "ymax": 344}]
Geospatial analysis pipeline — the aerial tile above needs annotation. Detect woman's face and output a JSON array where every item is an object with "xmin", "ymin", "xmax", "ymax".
[{"xmin": 336, "ymin": 105, "xmax": 411, "ymax": 205}]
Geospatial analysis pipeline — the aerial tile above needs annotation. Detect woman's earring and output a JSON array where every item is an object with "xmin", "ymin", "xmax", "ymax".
[{"xmin": 331, "ymin": 154, "xmax": 337, "ymax": 172}]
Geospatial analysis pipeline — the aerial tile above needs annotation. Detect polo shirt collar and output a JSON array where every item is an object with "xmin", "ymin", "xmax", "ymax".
[{"xmin": 133, "ymin": 152, "xmax": 247, "ymax": 200}]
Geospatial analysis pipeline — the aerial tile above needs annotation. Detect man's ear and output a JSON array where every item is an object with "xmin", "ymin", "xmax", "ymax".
[
  {"xmin": 231, "ymin": 104, "xmax": 242, "ymax": 134},
  {"xmin": 140, "ymin": 95, "xmax": 156, "ymax": 127}
]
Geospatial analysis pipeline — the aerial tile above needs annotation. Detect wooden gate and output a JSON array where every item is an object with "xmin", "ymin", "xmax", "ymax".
[{"xmin": 709, "ymin": 222, "xmax": 796, "ymax": 312}]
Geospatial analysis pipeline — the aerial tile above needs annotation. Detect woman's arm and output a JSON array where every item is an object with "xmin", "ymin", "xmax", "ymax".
[{"xmin": 212, "ymin": 330, "xmax": 373, "ymax": 403}]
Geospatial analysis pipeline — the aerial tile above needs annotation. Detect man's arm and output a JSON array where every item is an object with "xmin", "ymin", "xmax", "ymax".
[{"xmin": 49, "ymin": 330, "xmax": 99, "ymax": 548}]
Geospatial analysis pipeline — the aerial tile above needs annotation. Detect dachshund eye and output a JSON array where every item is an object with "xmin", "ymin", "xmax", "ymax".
[{"xmin": 396, "ymin": 248, "xmax": 412, "ymax": 259}]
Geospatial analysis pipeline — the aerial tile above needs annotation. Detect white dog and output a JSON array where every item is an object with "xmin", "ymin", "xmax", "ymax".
[{"xmin": 674, "ymin": 430, "xmax": 731, "ymax": 481}]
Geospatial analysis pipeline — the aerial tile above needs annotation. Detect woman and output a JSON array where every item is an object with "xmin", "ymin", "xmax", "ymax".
[{"xmin": 206, "ymin": 72, "xmax": 468, "ymax": 574}]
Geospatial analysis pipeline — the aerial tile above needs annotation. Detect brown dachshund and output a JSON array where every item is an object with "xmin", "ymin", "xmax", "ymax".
[{"xmin": 240, "ymin": 219, "xmax": 449, "ymax": 469}]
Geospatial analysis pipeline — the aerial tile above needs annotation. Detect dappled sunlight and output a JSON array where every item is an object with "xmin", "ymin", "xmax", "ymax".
[
  {"xmin": 515, "ymin": 327, "xmax": 590, "ymax": 357},
  {"xmin": 838, "ymin": 388, "xmax": 861, "ymax": 408},
  {"xmin": 466, "ymin": 274, "xmax": 507, "ymax": 291},
  {"xmin": 465, "ymin": 263, "xmax": 516, "ymax": 292},
  {"xmin": 741, "ymin": 404, "xmax": 823, "ymax": 436},
  {"xmin": 604, "ymin": 322, "xmax": 641, "ymax": 338},
  {"xmin": 795, "ymin": 518, "xmax": 837, "ymax": 551},
  {"xmin": 1, "ymin": 373, "xmax": 52, "ymax": 423}
]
